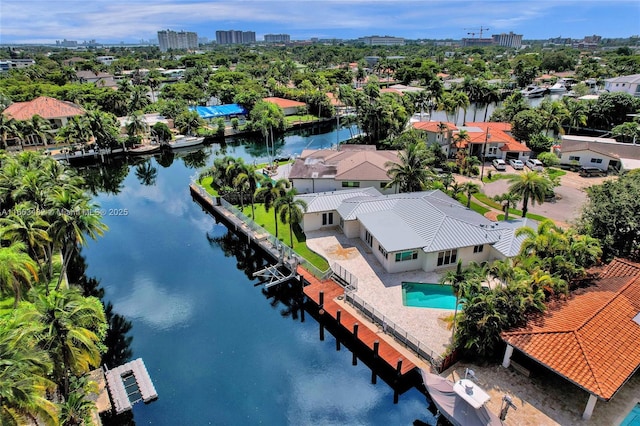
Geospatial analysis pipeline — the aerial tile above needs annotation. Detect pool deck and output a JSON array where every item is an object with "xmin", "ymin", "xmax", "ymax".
[{"xmin": 305, "ymin": 229, "xmax": 454, "ymax": 359}]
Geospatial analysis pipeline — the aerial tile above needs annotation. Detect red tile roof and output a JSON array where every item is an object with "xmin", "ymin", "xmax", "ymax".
[
  {"xmin": 3, "ymin": 96, "xmax": 85, "ymax": 121},
  {"xmin": 263, "ymin": 97, "xmax": 306, "ymax": 109},
  {"xmin": 380, "ymin": 88, "xmax": 404, "ymax": 96},
  {"xmin": 326, "ymin": 92, "xmax": 345, "ymax": 107},
  {"xmin": 502, "ymin": 258, "xmax": 640, "ymax": 400},
  {"xmin": 412, "ymin": 121, "xmax": 458, "ymax": 132},
  {"xmin": 463, "ymin": 122, "xmax": 530, "ymax": 152}
]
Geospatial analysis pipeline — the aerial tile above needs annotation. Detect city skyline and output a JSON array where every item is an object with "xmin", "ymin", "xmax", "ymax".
[{"xmin": 1, "ymin": 0, "xmax": 639, "ymax": 45}]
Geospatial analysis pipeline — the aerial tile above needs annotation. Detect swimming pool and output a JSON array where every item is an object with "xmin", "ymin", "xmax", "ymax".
[
  {"xmin": 621, "ymin": 403, "xmax": 640, "ymax": 426},
  {"xmin": 402, "ymin": 282, "xmax": 462, "ymax": 310}
]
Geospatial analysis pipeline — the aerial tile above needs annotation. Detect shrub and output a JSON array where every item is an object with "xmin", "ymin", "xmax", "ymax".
[{"xmin": 537, "ymin": 152, "xmax": 560, "ymax": 167}]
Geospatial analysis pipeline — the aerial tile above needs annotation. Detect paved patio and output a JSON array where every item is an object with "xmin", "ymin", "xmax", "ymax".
[{"xmin": 305, "ymin": 229, "xmax": 455, "ymax": 360}]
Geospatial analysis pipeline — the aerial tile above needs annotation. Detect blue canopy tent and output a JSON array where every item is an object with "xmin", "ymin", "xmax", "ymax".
[{"xmin": 190, "ymin": 104, "xmax": 248, "ymax": 120}]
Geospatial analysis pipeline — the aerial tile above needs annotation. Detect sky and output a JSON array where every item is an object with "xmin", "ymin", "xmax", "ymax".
[{"xmin": 0, "ymin": 0, "xmax": 639, "ymax": 45}]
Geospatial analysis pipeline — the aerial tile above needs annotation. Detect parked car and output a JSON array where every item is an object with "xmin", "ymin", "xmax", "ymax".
[
  {"xmin": 525, "ymin": 159, "xmax": 544, "ymax": 171},
  {"xmin": 579, "ymin": 166, "xmax": 607, "ymax": 177},
  {"xmin": 492, "ymin": 159, "xmax": 507, "ymax": 171},
  {"xmin": 509, "ymin": 159, "xmax": 524, "ymax": 170}
]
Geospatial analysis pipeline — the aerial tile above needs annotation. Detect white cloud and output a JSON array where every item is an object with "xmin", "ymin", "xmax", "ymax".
[{"xmin": 115, "ymin": 273, "xmax": 194, "ymax": 330}]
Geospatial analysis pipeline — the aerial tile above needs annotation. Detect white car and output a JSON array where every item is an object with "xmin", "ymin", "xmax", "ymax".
[
  {"xmin": 509, "ymin": 159, "xmax": 524, "ymax": 170},
  {"xmin": 525, "ymin": 159, "xmax": 544, "ymax": 171},
  {"xmin": 492, "ymin": 159, "xmax": 506, "ymax": 171}
]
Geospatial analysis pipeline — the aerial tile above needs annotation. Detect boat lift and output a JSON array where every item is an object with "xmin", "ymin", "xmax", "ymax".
[{"xmin": 252, "ymin": 242, "xmax": 299, "ymax": 288}]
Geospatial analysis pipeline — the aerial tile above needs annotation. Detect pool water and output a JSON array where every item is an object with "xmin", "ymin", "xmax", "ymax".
[
  {"xmin": 402, "ymin": 282, "xmax": 461, "ymax": 310},
  {"xmin": 621, "ymin": 403, "xmax": 640, "ymax": 426}
]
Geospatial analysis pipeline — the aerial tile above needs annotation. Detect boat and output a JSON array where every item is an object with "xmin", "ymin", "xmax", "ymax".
[
  {"xmin": 421, "ymin": 369, "xmax": 503, "ymax": 426},
  {"xmin": 128, "ymin": 144, "xmax": 161, "ymax": 155},
  {"xmin": 166, "ymin": 135, "xmax": 205, "ymax": 149},
  {"xmin": 520, "ymin": 85, "xmax": 547, "ymax": 98},
  {"xmin": 548, "ymin": 80, "xmax": 567, "ymax": 93}
]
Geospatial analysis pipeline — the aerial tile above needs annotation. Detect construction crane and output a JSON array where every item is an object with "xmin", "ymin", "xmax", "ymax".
[{"xmin": 464, "ymin": 26, "xmax": 490, "ymax": 38}]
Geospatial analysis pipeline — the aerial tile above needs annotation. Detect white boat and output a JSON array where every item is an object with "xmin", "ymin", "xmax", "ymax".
[
  {"xmin": 549, "ymin": 80, "xmax": 567, "ymax": 93},
  {"xmin": 128, "ymin": 144, "xmax": 161, "ymax": 155},
  {"xmin": 520, "ymin": 85, "xmax": 547, "ymax": 98},
  {"xmin": 166, "ymin": 136, "xmax": 205, "ymax": 149}
]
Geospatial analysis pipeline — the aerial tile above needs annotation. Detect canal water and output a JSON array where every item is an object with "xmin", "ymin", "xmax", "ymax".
[{"xmin": 81, "ymin": 125, "xmax": 438, "ymax": 425}]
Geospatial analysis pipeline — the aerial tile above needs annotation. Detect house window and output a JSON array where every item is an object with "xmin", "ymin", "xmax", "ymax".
[
  {"xmin": 322, "ymin": 212, "xmax": 333, "ymax": 226},
  {"xmin": 487, "ymin": 146, "xmax": 498, "ymax": 155},
  {"xmin": 342, "ymin": 181, "xmax": 360, "ymax": 188},
  {"xmin": 395, "ymin": 250, "xmax": 418, "ymax": 262},
  {"xmin": 569, "ymin": 156, "xmax": 580, "ymax": 162},
  {"xmin": 365, "ymin": 230, "xmax": 373, "ymax": 247},
  {"xmin": 473, "ymin": 245, "xmax": 484, "ymax": 253},
  {"xmin": 590, "ymin": 158, "xmax": 603, "ymax": 164},
  {"xmin": 378, "ymin": 244, "xmax": 388, "ymax": 259},
  {"xmin": 437, "ymin": 249, "xmax": 458, "ymax": 266}
]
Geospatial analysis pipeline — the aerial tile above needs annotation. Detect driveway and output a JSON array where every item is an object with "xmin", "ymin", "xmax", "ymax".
[{"xmin": 457, "ymin": 168, "xmax": 615, "ymax": 226}]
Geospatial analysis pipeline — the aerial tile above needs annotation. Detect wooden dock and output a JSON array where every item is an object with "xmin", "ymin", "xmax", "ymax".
[
  {"xmin": 191, "ymin": 183, "xmax": 417, "ymax": 377},
  {"xmin": 104, "ymin": 358, "xmax": 158, "ymax": 414},
  {"xmin": 299, "ymin": 266, "xmax": 416, "ymax": 376}
]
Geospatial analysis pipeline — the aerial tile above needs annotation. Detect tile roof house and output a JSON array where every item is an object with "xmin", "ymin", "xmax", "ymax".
[
  {"xmin": 288, "ymin": 145, "xmax": 401, "ymax": 195},
  {"xmin": 2, "ymin": 96, "xmax": 86, "ymax": 147},
  {"xmin": 297, "ymin": 188, "xmax": 534, "ymax": 273},
  {"xmin": 76, "ymin": 70, "xmax": 118, "ymax": 88},
  {"xmin": 558, "ymin": 135, "xmax": 640, "ymax": 172},
  {"xmin": 412, "ymin": 121, "xmax": 458, "ymax": 157},
  {"xmin": 501, "ymin": 258, "xmax": 640, "ymax": 420},
  {"xmin": 262, "ymin": 97, "xmax": 307, "ymax": 116}
]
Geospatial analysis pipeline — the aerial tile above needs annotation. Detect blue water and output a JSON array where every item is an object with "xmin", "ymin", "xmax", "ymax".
[
  {"xmin": 81, "ymin": 128, "xmax": 437, "ymax": 425},
  {"xmin": 402, "ymin": 282, "xmax": 461, "ymax": 310},
  {"xmin": 621, "ymin": 404, "xmax": 640, "ymax": 426}
]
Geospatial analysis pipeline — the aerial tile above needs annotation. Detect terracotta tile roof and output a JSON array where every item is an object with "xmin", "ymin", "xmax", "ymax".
[
  {"xmin": 326, "ymin": 92, "xmax": 344, "ymax": 107},
  {"xmin": 502, "ymin": 258, "xmax": 640, "ymax": 400},
  {"xmin": 412, "ymin": 121, "xmax": 458, "ymax": 132},
  {"xmin": 380, "ymin": 88, "xmax": 404, "ymax": 96},
  {"xmin": 263, "ymin": 97, "xmax": 306, "ymax": 109},
  {"xmin": 3, "ymin": 96, "xmax": 85, "ymax": 121},
  {"xmin": 462, "ymin": 122, "xmax": 530, "ymax": 152}
]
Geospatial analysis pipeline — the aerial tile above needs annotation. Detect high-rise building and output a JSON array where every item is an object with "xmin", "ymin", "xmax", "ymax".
[
  {"xmin": 157, "ymin": 29, "xmax": 198, "ymax": 52},
  {"xmin": 492, "ymin": 32, "xmax": 523, "ymax": 48},
  {"xmin": 215, "ymin": 30, "xmax": 256, "ymax": 45},
  {"xmin": 264, "ymin": 34, "xmax": 291, "ymax": 43}
]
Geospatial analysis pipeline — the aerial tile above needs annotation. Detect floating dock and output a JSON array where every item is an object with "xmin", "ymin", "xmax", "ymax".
[{"xmin": 104, "ymin": 358, "xmax": 158, "ymax": 414}]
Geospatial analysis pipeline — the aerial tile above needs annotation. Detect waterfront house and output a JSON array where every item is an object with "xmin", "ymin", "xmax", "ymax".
[
  {"xmin": 262, "ymin": 97, "xmax": 307, "ymax": 116},
  {"xmin": 288, "ymin": 145, "xmax": 400, "ymax": 195},
  {"xmin": 76, "ymin": 70, "xmax": 118, "ymax": 88},
  {"xmin": 604, "ymin": 74, "xmax": 640, "ymax": 97},
  {"xmin": 2, "ymin": 96, "xmax": 86, "ymax": 147},
  {"xmin": 412, "ymin": 121, "xmax": 531, "ymax": 161},
  {"xmin": 297, "ymin": 188, "xmax": 534, "ymax": 273},
  {"xmin": 501, "ymin": 258, "xmax": 640, "ymax": 420},
  {"xmin": 558, "ymin": 135, "xmax": 640, "ymax": 172}
]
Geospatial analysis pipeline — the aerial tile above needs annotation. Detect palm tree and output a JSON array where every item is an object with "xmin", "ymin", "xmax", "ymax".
[
  {"xmin": 385, "ymin": 141, "xmax": 432, "ymax": 193},
  {"xmin": 58, "ymin": 116, "xmax": 91, "ymax": 147},
  {"xmin": 274, "ymin": 188, "xmax": 308, "ymax": 248},
  {"xmin": 26, "ymin": 115, "xmax": 52, "ymax": 146},
  {"xmin": 0, "ymin": 203, "xmax": 51, "ymax": 272},
  {"xmin": 255, "ymin": 178, "xmax": 289, "ymax": 239},
  {"xmin": 563, "ymin": 98, "xmax": 588, "ymax": 135},
  {"xmin": 452, "ymin": 91, "xmax": 470, "ymax": 125},
  {"xmin": 461, "ymin": 182, "xmax": 480, "ymax": 208},
  {"xmin": 481, "ymin": 85, "xmax": 501, "ymax": 122},
  {"xmin": 0, "ymin": 114, "xmax": 18, "ymax": 149},
  {"xmin": 233, "ymin": 163, "xmax": 260, "ymax": 218},
  {"xmin": 539, "ymin": 99, "xmax": 569, "ymax": 137},
  {"xmin": 58, "ymin": 375, "xmax": 98, "ymax": 426},
  {"xmin": 126, "ymin": 111, "xmax": 149, "ymax": 141},
  {"xmin": 493, "ymin": 192, "xmax": 521, "ymax": 221},
  {"xmin": 31, "ymin": 288, "xmax": 107, "ymax": 398},
  {"xmin": 439, "ymin": 260, "xmax": 471, "ymax": 338},
  {"xmin": 48, "ymin": 189, "xmax": 108, "ymax": 291},
  {"xmin": 0, "ymin": 241, "xmax": 38, "ymax": 307},
  {"xmin": 508, "ymin": 171, "xmax": 553, "ymax": 218},
  {"xmin": 0, "ymin": 314, "xmax": 58, "ymax": 426}
]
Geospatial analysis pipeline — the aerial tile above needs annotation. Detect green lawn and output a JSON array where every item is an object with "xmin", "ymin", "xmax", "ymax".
[
  {"xmin": 198, "ymin": 176, "xmax": 219, "ymax": 196},
  {"xmin": 457, "ymin": 195, "xmax": 490, "ymax": 215},
  {"xmin": 285, "ymin": 114, "xmax": 318, "ymax": 124},
  {"xmin": 241, "ymin": 203, "xmax": 329, "ymax": 271},
  {"xmin": 546, "ymin": 167, "xmax": 566, "ymax": 180}
]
